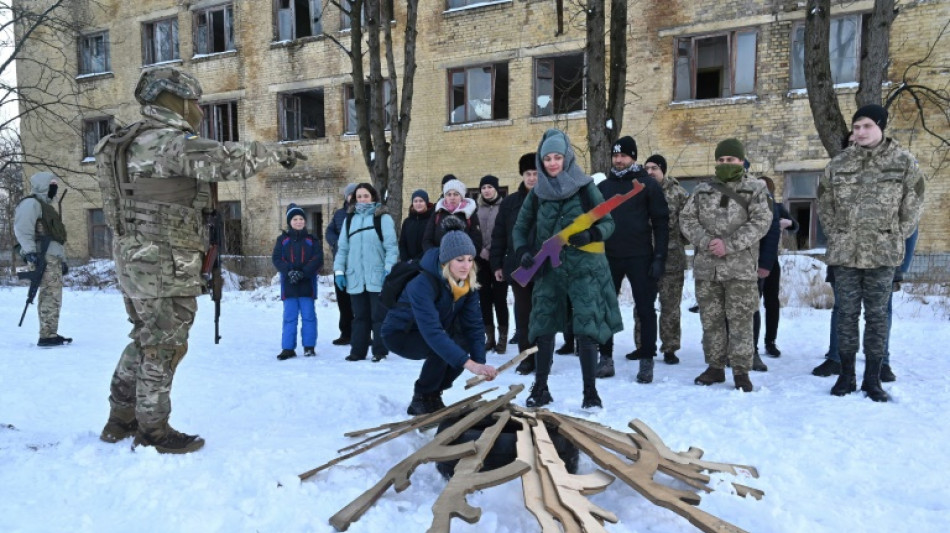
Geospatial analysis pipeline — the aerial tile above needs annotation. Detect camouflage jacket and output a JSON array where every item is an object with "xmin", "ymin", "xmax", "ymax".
[
  {"xmin": 680, "ymin": 176, "xmax": 772, "ymax": 282},
  {"xmin": 661, "ymin": 176, "xmax": 689, "ymax": 272},
  {"xmin": 107, "ymin": 105, "xmax": 289, "ymax": 298},
  {"xmin": 818, "ymin": 138, "xmax": 925, "ymax": 269}
]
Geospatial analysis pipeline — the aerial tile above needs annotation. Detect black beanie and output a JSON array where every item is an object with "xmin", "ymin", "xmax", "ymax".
[
  {"xmin": 479, "ymin": 174, "xmax": 500, "ymax": 191},
  {"xmin": 411, "ymin": 189, "xmax": 429, "ymax": 203},
  {"xmin": 852, "ymin": 104, "xmax": 888, "ymax": 131},
  {"xmin": 286, "ymin": 203, "xmax": 306, "ymax": 226},
  {"xmin": 518, "ymin": 152, "xmax": 537, "ymax": 175},
  {"xmin": 441, "ymin": 174, "xmax": 458, "ymax": 186},
  {"xmin": 611, "ymin": 136, "xmax": 637, "ymax": 160},
  {"xmin": 645, "ymin": 154, "xmax": 667, "ymax": 175}
]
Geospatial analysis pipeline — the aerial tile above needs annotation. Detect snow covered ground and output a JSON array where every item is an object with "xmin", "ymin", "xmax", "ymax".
[{"xmin": 1, "ymin": 255, "xmax": 948, "ymax": 533}]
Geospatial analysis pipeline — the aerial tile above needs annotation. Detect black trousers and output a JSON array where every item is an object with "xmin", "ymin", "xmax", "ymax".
[
  {"xmin": 602, "ymin": 256, "xmax": 658, "ymax": 357},
  {"xmin": 476, "ymin": 258, "xmax": 509, "ymax": 332},
  {"xmin": 350, "ymin": 291, "xmax": 387, "ymax": 358},
  {"xmin": 511, "ymin": 280, "xmax": 534, "ymax": 353},
  {"xmin": 334, "ymin": 284, "xmax": 353, "ymax": 338},
  {"xmin": 385, "ymin": 327, "xmax": 465, "ymax": 395},
  {"xmin": 753, "ymin": 261, "xmax": 781, "ymax": 348}
]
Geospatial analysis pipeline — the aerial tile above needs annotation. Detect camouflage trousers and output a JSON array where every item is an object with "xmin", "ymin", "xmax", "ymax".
[
  {"xmin": 635, "ymin": 270, "xmax": 685, "ymax": 353},
  {"xmin": 37, "ymin": 256, "xmax": 63, "ymax": 338},
  {"xmin": 834, "ymin": 266, "xmax": 892, "ymax": 361},
  {"xmin": 107, "ymin": 295, "xmax": 196, "ymax": 433},
  {"xmin": 695, "ymin": 279, "xmax": 758, "ymax": 372}
]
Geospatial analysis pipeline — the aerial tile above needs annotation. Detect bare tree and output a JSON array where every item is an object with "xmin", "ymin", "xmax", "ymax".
[
  {"xmin": 803, "ymin": 0, "xmax": 850, "ymax": 158},
  {"xmin": 582, "ymin": 0, "xmax": 628, "ymax": 173},
  {"xmin": 0, "ymin": 132, "xmax": 24, "ymax": 270}
]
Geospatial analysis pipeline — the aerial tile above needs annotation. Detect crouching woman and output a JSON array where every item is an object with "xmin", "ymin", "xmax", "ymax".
[{"xmin": 382, "ymin": 221, "xmax": 498, "ymax": 415}]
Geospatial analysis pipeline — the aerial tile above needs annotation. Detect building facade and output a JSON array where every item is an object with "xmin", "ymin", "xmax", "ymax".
[{"xmin": 14, "ymin": 0, "xmax": 949, "ymax": 272}]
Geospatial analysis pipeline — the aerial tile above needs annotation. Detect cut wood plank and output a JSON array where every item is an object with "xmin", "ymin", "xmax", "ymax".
[
  {"xmin": 343, "ymin": 388, "xmax": 498, "ymax": 438},
  {"xmin": 512, "ymin": 414, "xmax": 563, "ymax": 533},
  {"xmin": 465, "ymin": 346, "xmax": 538, "ymax": 389},
  {"xmin": 629, "ymin": 419, "xmax": 760, "ymax": 478}
]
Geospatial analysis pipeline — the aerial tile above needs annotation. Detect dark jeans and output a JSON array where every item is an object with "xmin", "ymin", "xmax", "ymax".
[
  {"xmin": 602, "ymin": 256, "xmax": 658, "ymax": 357},
  {"xmin": 476, "ymin": 258, "xmax": 509, "ymax": 332},
  {"xmin": 349, "ymin": 291, "xmax": 387, "ymax": 358},
  {"xmin": 334, "ymin": 283, "xmax": 353, "ymax": 339},
  {"xmin": 511, "ymin": 280, "xmax": 534, "ymax": 353},
  {"xmin": 753, "ymin": 261, "xmax": 781, "ymax": 348},
  {"xmin": 385, "ymin": 328, "xmax": 465, "ymax": 395}
]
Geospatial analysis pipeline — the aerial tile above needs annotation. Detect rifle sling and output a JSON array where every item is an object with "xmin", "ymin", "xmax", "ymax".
[{"xmin": 709, "ymin": 182, "xmax": 750, "ymax": 212}]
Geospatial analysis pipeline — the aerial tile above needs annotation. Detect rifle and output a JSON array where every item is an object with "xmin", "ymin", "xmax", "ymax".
[
  {"xmin": 511, "ymin": 180, "xmax": 645, "ymax": 287},
  {"xmin": 201, "ymin": 184, "xmax": 224, "ymax": 344},
  {"xmin": 17, "ymin": 237, "xmax": 52, "ymax": 327}
]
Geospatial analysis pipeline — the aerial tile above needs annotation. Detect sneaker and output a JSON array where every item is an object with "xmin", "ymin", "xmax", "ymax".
[
  {"xmin": 515, "ymin": 356, "xmax": 536, "ymax": 375},
  {"xmin": 694, "ymin": 366, "xmax": 726, "ymax": 386},
  {"xmin": 345, "ymin": 353, "xmax": 367, "ymax": 361},
  {"xmin": 636, "ymin": 357, "xmax": 654, "ymax": 384},
  {"xmin": 663, "ymin": 352, "xmax": 679, "ymax": 365},
  {"xmin": 133, "ymin": 428, "xmax": 204, "ymax": 454},
  {"xmin": 525, "ymin": 383, "xmax": 553, "ymax": 408},
  {"xmin": 734, "ymin": 372, "xmax": 754, "ymax": 393},
  {"xmin": 303, "ymin": 347, "xmax": 316, "ymax": 357},
  {"xmin": 752, "ymin": 353, "xmax": 768, "ymax": 372},
  {"xmin": 595, "ymin": 357, "xmax": 615, "ymax": 379},
  {"xmin": 764, "ymin": 343, "xmax": 782, "ymax": 358},
  {"xmin": 332, "ymin": 337, "xmax": 351, "ymax": 346},
  {"xmin": 277, "ymin": 349, "xmax": 297, "ymax": 360},
  {"xmin": 37, "ymin": 335, "xmax": 72, "ymax": 347},
  {"xmin": 812, "ymin": 359, "xmax": 841, "ymax": 377},
  {"xmin": 581, "ymin": 385, "xmax": 602, "ymax": 409},
  {"xmin": 880, "ymin": 364, "xmax": 897, "ymax": 383},
  {"xmin": 371, "ymin": 353, "xmax": 386, "ymax": 363},
  {"xmin": 100, "ymin": 416, "xmax": 138, "ymax": 443}
]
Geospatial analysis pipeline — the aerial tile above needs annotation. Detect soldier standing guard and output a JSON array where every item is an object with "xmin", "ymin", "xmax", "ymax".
[
  {"xmin": 818, "ymin": 104, "xmax": 924, "ymax": 402},
  {"xmin": 96, "ymin": 67, "xmax": 301, "ymax": 453}
]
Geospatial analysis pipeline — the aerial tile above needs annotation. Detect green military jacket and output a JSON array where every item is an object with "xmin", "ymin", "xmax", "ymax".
[{"xmin": 661, "ymin": 176, "xmax": 690, "ymax": 272}]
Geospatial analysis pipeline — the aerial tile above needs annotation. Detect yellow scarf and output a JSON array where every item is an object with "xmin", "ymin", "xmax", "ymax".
[{"xmin": 450, "ymin": 278, "xmax": 470, "ymax": 301}]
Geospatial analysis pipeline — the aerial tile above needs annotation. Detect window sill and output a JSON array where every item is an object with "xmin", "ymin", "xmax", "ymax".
[
  {"xmin": 443, "ymin": 119, "xmax": 512, "ymax": 132},
  {"xmin": 786, "ymin": 82, "xmax": 861, "ymax": 99},
  {"xmin": 76, "ymin": 71, "xmax": 114, "ymax": 82},
  {"xmin": 278, "ymin": 138, "xmax": 328, "ymax": 146},
  {"xmin": 528, "ymin": 110, "xmax": 586, "ymax": 124},
  {"xmin": 81, "ymin": 156, "xmax": 96, "ymax": 165},
  {"xmin": 270, "ymin": 34, "xmax": 325, "ymax": 49},
  {"xmin": 443, "ymin": 0, "xmax": 512, "ymax": 16},
  {"xmin": 669, "ymin": 94, "xmax": 758, "ymax": 109},
  {"xmin": 192, "ymin": 50, "xmax": 238, "ymax": 63},
  {"xmin": 142, "ymin": 59, "xmax": 183, "ymax": 69}
]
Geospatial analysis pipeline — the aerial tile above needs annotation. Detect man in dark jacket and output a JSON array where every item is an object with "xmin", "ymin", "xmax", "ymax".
[
  {"xmin": 596, "ymin": 136, "xmax": 669, "ymax": 384},
  {"xmin": 325, "ymin": 183, "xmax": 357, "ymax": 345}
]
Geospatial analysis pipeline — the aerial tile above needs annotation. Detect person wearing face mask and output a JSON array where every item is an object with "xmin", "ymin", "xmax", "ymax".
[
  {"xmin": 680, "ymin": 138, "xmax": 772, "ymax": 393},
  {"xmin": 422, "ymin": 178, "xmax": 482, "ymax": 253},
  {"xmin": 14, "ymin": 171, "xmax": 71, "ymax": 348}
]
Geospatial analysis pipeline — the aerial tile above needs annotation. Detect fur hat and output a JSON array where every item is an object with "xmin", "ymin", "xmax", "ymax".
[
  {"xmin": 852, "ymin": 104, "xmax": 888, "ymax": 131},
  {"xmin": 443, "ymin": 179, "xmax": 467, "ymax": 197},
  {"xmin": 518, "ymin": 152, "xmax": 537, "ymax": 175},
  {"xmin": 479, "ymin": 175, "xmax": 500, "ymax": 191},
  {"xmin": 439, "ymin": 217, "xmax": 476, "ymax": 264},
  {"xmin": 611, "ymin": 136, "xmax": 637, "ymax": 160},
  {"xmin": 286, "ymin": 203, "xmax": 306, "ymax": 226},
  {"xmin": 645, "ymin": 154, "xmax": 667, "ymax": 175},
  {"xmin": 715, "ymin": 138, "xmax": 746, "ymax": 161}
]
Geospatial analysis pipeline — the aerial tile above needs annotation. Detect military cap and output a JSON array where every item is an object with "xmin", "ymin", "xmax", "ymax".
[{"xmin": 135, "ymin": 67, "xmax": 203, "ymax": 105}]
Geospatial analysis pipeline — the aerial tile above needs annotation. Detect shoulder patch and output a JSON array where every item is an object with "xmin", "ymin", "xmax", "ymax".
[{"xmin": 185, "ymin": 132, "xmax": 198, "ymax": 139}]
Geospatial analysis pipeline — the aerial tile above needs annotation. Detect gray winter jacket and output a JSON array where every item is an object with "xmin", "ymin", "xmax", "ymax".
[{"xmin": 14, "ymin": 172, "xmax": 66, "ymax": 260}]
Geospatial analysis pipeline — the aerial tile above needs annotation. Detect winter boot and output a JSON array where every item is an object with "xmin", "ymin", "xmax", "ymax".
[
  {"xmin": 625, "ymin": 349, "xmax": 647, "ymax": 360},
  {"xmin": 663, "ymin": 352, "xmax": 680, "ymax": 365},
  {"xmin": 733, "ymin": 371, "xmax": 754, "ymax": 393},
  {"xmin": 764, "ymin": 343, "xmax": 782, "ymax": 357},
  {"xmin": 812, "ymin": 359, "xmax": 841, "ymax": 377},
  {"xmin": 133, "ymin": 426, "xmax": 205, "ymax": 454},
  {"xmin": 38, "ymin": 334, "xmax": 72, "ymax": 347},
  {"xmin": 831, "ymin": 353, "xmax": 857, "ymax": 397},
  {"xmin": 581, "ymin": 384, "xmax": 602, "ymax": 409},
  {"xmin": 525, "ymin": 382, "xmax": 553, "ymax": 408},
  {"xmin": 861, "ymin": 358, "xmax": 890, "ymax": 403},
  {"xmin": 636, "ymin": 356, "xmax": 654, "ymax": 384},
  {"xmin": 555, "ymin": 335, "xmax": 575, "ymax": 355},
  {"xmin": 407, "ymin": 393, "xmax": 438, "ymax": 416},
  {"xmin": 372, "ymin": 353, "xmax": 386, "ymax": 362},
  {"xmin": 484, "ymin": 327, "xmax": 497, "ymax": 352},
  {"xmin": 345, "ymin": 353, "xmax": 367, "ymax": 361},
  {"xmin": 509, "ymin": 330, "xmax": 519, "ymax": 345},
  {"xmin": 595, "ymin": 356, "xmax": 615, "ymax": 379},
  {"xmin": 880, "ymin": 363, "xmax": 897, "ymax": 383},
  {"xmin": 332, "ymin": 336, "xmax": 350, "ymax": 346},
  {"xmin": 277, "ymin": 349, "xmax": 297, "ymax": 360},
  {"xmin": 495, "ymin": 327, "xmax": 508, "ymax": 354},
  {"xmin": 99, "ymin": 408, "xmax": 137, "ymax": 443},
  {"xmin": 515, "ymin": 354, "xmax": 536, "ymax": 375},
  {"xmin": 303, "ymin": 346, "xmax": 316, "ymax": 357},
  {"xmin": 752, "ymin": 353, "xmax": 768, "ymax": 372},
  {"xmin": 694, "ymin": 366, "xmax": 726, "ymax": 386}
]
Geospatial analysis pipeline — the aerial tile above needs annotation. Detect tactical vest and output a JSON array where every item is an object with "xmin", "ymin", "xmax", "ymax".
[{"xmin": 95, "ymin": 122, "xmax": 209, "ymax": 251}]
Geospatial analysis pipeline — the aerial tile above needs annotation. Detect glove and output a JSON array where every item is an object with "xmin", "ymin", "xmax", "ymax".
[
  {"xmin": 568, "ymin": 230, "xmax": 593, "ymax": 247},
  {"xmin": 23, "ymin": 252, "xmax": 38, "ymax": 265},
  {"xmin": 649, "ymin": 257, "xmax": 665, "ymax": 280},
  {"xmin": 520, "ymin": 251, "xmax": 535, "ymax": 269},
  {"xmin": 287, "ymin": 270, "xmax": 303, "ymax": 284},
  {"xmin": 335, "ymin": 274, "xmax": 347, "ymax": 290}
]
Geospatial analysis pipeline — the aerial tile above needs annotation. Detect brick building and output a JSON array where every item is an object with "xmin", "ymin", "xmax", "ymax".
[{"xmin": 14, "ymin": 0, "xmax": 949, "ymax": 273}]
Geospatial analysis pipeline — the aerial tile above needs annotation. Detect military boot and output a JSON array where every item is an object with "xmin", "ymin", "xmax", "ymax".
[
  {"xmin": 495, "ymin": 326, "xmax": 508, "ymax": 354},
  {"xmin": 99, "ymin": 408, "xmax": 137, "ymax": 443},
  {"xmin": 812, "ymin": 358, "xmax": 841, "ymax": 377},
  {"xmin": 663, "ymin": 352, "xmax": 680, "ymax": 365},
  {"xmin": 484, "ymin": 327, "xmax": 497, "ymax": 352},
  {"xmin": 516, "ymin": 353, "xmax": 536, "ymax": 375},
  {"xmin": 752, "ymin": 353, "xmax": 768, "ymax": 372},
  {"xmin": 880, "ymin": 363, "xmax": 897, "ymax": 383},
  {"xmin": 636, "ymin": 356, "xmax": 654, "ymax": 384},
  {"xmin": 861, "ymin": 358, "xmax": 890, "ymax": 403},
  {"xmin": 831, "ymin": 353, "xmax": 857, "ymax": 397},
  {"xmin": 733, "ymin": 371, "xmax": 754, "ymax": 393},
  {"xmin": 595, "ymin": 356, "xmax": 615, "ymax": 379},
  {"xmin": 581, "ymin": 384, "xmax": 602, "ymax": 409},
  {"xmin": 133, "ymin": 426, "xmax": 205, "ymax": 454},
  {"xmin": 694, "ymin": 366, "xmax": 726, "ymax": 386}
]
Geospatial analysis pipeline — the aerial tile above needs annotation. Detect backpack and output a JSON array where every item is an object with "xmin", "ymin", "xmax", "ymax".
[
  {"xmin": 345, "ymin": 211, "xmax": 384, "ymax": 242},
  {"xmin": 378, "ymin": 260, "xmax": 441, "ymax": 310}
]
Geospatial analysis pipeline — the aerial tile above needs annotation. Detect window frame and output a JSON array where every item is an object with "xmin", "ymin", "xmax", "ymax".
[
  {"xmin": 142, "ymin": 17, "xmax": 180, "ymax": 66},
  {"xmin": 193, "ymin": 3, "xmax": 236, "ymax": 56},
  {"xmin": 533, "ymin": 52, "xmax": 586, "ymax": 117},
  {"xmin": 87, "ymin": 208, "xmax": 113, "ymax": 258},
  {"xmin": 447, "ymin": 62, "xmax": 510, "ymax": 125},
  {"xmin": 341, "ymin": 0, "xmax": 394, "ymax": 31},
  {"xmin": 78, "ymin": 31, "xmax": 110, "ymax": 76},
  {"xmin": 789, "ymin": 14, "xmax": 863, "ymax": 90},
  {"xmin": 278, "ymin": 89, "xmax": 326, "ymax": 141},
  {"xmin": 275, "ymin": 0, "xmax": 323, "ymax": 41},
  {"xmin": 199, "ymin": 101, "xmax": 240, "ymax": 142},
  {"xmin": 784, "ymin": 171, "xmax": 824, "ymax": 249},
  {"xmin": 343, "ymin": 81, "xmax": 393, "ymax": 134},
  {"xmin": 672, "ymin": 28, "xmax": 758, "ymax": 102},
  {"xmin": 82, "ymin": 117, "xmax": 113, "ymax": 160}
]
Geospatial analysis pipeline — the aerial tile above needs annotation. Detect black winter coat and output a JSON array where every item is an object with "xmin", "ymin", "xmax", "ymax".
[
  {"xmin": 398, "ymin": 205, "xmax": 433, "ymax": 261},
  {"xmin": 325, "ymin": 204, "xmax": 348, "ymax": 255},
  {"xmin": 272, "ymin": 229, "xmax": 324, "ymax": 299},
  {"xmin": 598, "ymin": 168, "xmax": 670, "ymax": 259},
  {"xmin": 490, "ymin": 182, "xmax": 532, "ymax": 281}
]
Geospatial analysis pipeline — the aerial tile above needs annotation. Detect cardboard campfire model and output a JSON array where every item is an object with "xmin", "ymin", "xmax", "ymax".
[{"xmin": 299, "ymin": 350, "xmax": 764, "ymax": 533}]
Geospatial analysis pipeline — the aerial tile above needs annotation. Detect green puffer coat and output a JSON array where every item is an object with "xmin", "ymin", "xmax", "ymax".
[{"xmin": 512, "ymin": 182, "xmax": 623, "ymax": 344}]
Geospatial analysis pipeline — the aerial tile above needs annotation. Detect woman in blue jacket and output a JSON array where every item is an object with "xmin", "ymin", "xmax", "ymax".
[
  {"xmin": 333, "ymin": 183, "xmax": 399, "ymax": 362},
  {"xmin": 382, "ymin": 220, "xmax": 498, "ymax": 415},
  {"xmin": 272, "ymin": 204, "xmax": 324, "ymax": 360}
]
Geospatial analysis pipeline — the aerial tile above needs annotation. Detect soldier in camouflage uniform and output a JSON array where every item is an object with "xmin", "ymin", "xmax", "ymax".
[
  {"xmin": 96, "ymin": 67, "xmax": 301, "ymax": 453},
  {"xmin": 634, "ymin": 155, "xmax": 689, "ymax": 365},
  {"xmin": 818, "ymin": 104, "xmax": 924, "ymax": 403},
  {"xmin": 13, "ymin": 172, "xmax": 72, "ymax": 347},
  {"xmin": 680, "ymin": 139, "xmax": 772, "ymax": 392}
]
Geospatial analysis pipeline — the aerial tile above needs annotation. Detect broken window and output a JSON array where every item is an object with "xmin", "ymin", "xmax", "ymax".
[
  {"xmin": 78, "ymin": 31, "xmax": 110, "ymax": 75},
  {"xmin": 88, "ymin": 209, "xmax": 113, "ymax": 258},
  {"xmin": 143, "ymin": 17, "xmax": 180, "ymax": 65},
  {"xmin": 344, "ymin": 81, "xmax": 393, "ymax": 134},
  {"xmin": 280, "ymin": 89, "xmax": 326, "ymax": 141},
  {"xmin": 341, "ymin": 0, "xmax": 394, "ymax": 30},
  {"xmin": 200, "ymin": 101, "xmax": 239, "ymax": 142},
  {"xmin": 534, "ymin": 53, "xmax": 585, "ymax": 116},
  {"xmin": 784, "ymin": 172, "xmax": 823, "ymax": 249},
  {"xmin": 194, "ymin": 4, "xmax": 235, "ymax": 55},
  {"xmin": 218, "ymin": 201, "xmax": 243, "ymax": 255},
  {"xmin": 448, "ymin": 63, "xmax": 509, "ymax": 124},
  {"xmin": 673, "ymin": 29, "xmax": 757, "ymax": 101},
  {"xmin": 790, "ymin": 15, "xmax": 862, "ymax": 90},
  {"xmin": 83, "ymin": 117, "xmax": 112, "ymax": 159},
  {"xmin": 276, "ymin": 0, "xmax": 322, "ymax": 40}
]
